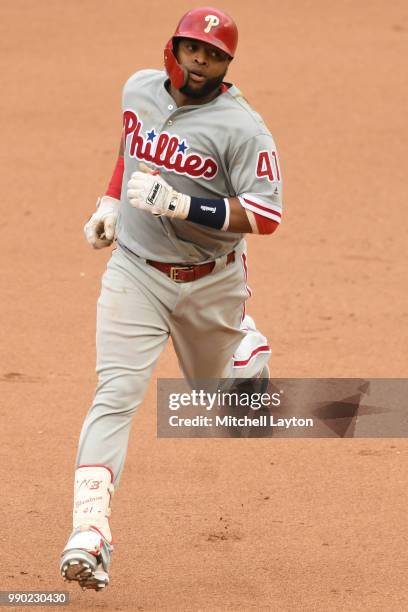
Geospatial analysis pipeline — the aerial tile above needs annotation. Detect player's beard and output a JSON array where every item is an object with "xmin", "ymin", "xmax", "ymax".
[{"xmin": 179, "ymin": 70, "xmax": 227, "ymax": 99}]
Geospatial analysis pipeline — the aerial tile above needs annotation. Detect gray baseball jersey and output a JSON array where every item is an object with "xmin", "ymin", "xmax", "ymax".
[
  {"xmin": 117, "ymin": 69, "xmax": 282, "ymax": 263},
  {"xmin": 75, "ymin": 70, "xmax": 278, "ymax": 486}
]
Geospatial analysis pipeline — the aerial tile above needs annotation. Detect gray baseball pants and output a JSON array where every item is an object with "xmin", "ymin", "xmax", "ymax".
[{"xmin": 76, "ymin": 241, "xmax": 270, "ymax": 483}]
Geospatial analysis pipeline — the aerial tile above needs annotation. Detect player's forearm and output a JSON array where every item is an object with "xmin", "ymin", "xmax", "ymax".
[
  {"xmin": 184, "ymin": 195, "xmax": 279, "ymax": 234},
  {"xmin": 186, "ymin": 196, "xmax": 252, "ymax": 233},
  {"xmin": 226, "ymin": 197, "xmax": 252, "ymax": 232},
  {"xmin": 127, "ymin": 169, "xmax": 281, "ymax": 235}
]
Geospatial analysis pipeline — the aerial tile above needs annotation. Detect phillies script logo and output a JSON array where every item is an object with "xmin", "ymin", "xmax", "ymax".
[{"xmin": 123, "ymin": 110, "xmax": 218, "ymax": 180}]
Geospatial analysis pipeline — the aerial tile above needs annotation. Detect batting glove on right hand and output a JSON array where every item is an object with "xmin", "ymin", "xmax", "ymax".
[
  {"xmin": 84, "ymin": 196, "xmax": 119, "ymax": 249},
  {"xmin": 127, "ymin": 164, "xmax": 190, "ymax": 219}
]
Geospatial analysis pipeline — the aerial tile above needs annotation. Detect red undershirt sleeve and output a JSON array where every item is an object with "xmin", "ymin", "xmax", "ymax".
[
  {"xmin": 105, "ymin": 155, "xmax": 124, "ymax": 199},
  {"xmin": 252, "ymin": 211, "xmax": 279, "ymax": 235}
]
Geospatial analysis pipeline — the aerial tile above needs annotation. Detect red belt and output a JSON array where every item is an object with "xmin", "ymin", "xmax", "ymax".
[{"xmin": 146, "ymin": 251, "xmax": 235, "ymax": 283}]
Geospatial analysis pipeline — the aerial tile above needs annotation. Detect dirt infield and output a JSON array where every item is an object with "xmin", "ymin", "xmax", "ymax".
[{"xmin": 1, "ymin": 0, "xmax": 408, "ymax": 610}]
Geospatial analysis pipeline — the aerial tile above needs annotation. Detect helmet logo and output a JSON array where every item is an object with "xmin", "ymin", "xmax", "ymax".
[{"xmin": 204, "ymin": 14, "xmax": 220, "ymax": 33}]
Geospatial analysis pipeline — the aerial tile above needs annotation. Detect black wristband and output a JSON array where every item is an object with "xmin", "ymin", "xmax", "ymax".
[{"xmin": 187, "ymin": 197, "xmax": 228, "ymax": 230}]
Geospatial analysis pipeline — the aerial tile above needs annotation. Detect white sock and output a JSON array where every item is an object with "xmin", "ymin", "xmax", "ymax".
[{"xmin": 72, "ymin": 465, "xmax": 114, "ymax": 543}]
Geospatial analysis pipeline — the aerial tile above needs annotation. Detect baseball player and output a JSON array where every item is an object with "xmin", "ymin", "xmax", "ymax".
[{"xmin": 60, "ymin": 6, "xmax": 283, "ymax": 591}]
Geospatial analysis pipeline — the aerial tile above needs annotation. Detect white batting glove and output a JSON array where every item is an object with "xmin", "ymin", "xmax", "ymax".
[
  {"xmin": 127, "ymin": 164, "xmax": 190, "ymax": 219},
  {"xmin": 84, "ymin": 196, "xmax": 119, "ymax": 249}
]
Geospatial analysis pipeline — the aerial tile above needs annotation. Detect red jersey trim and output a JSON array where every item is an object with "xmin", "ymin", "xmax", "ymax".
[
  {"xmin": 243, "ymin": 197, "xmax": 282, "ymax": 220},
  {"xmin": 233, "ymin": 344, "xmax": 271, "ymax": 367}
]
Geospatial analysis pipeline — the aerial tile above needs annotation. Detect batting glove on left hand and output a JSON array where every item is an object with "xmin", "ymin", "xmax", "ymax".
[
  {"xmin": 127, "ymin": 164, "xmax": 190, "ymax": 219},
  {"xmin": 84, "ymin": 195, "xmax": 119, "ymax": 249}
]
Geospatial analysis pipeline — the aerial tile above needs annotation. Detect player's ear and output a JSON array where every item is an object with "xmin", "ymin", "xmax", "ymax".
[
  {"xmin": 173, "ymin": 38, "xmax": 181, "ymax": 59},
  {"xmin": 224, "ymin": 57, "xmax": 232, "ymax": 76}
]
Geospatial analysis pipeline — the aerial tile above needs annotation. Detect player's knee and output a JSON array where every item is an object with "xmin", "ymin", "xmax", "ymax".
[{"xmin": 95, "ymin": 368, "xmax": 147, "ymax": 412}]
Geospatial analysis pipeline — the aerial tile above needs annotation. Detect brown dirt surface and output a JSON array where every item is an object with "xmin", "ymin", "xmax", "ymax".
[{"xmin": 1, "ymin": 1, "xmax": 408, "ymax": 610}]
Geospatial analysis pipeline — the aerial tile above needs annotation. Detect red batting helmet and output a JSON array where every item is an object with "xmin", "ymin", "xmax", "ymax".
[{"xmin": 164, "ymin": 7, "xmax": 238, "ymax": 89}]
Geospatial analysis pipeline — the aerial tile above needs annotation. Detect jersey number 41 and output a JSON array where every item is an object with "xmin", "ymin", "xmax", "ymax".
[{"xmin": 256, "ymin": 151, "xmax": 281, "ymax": 182}]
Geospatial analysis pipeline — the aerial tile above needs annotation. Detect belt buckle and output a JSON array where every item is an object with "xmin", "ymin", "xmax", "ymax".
[{"xmin": 170, "ymin": 266, "xmax": 191, "ymax": 282}]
